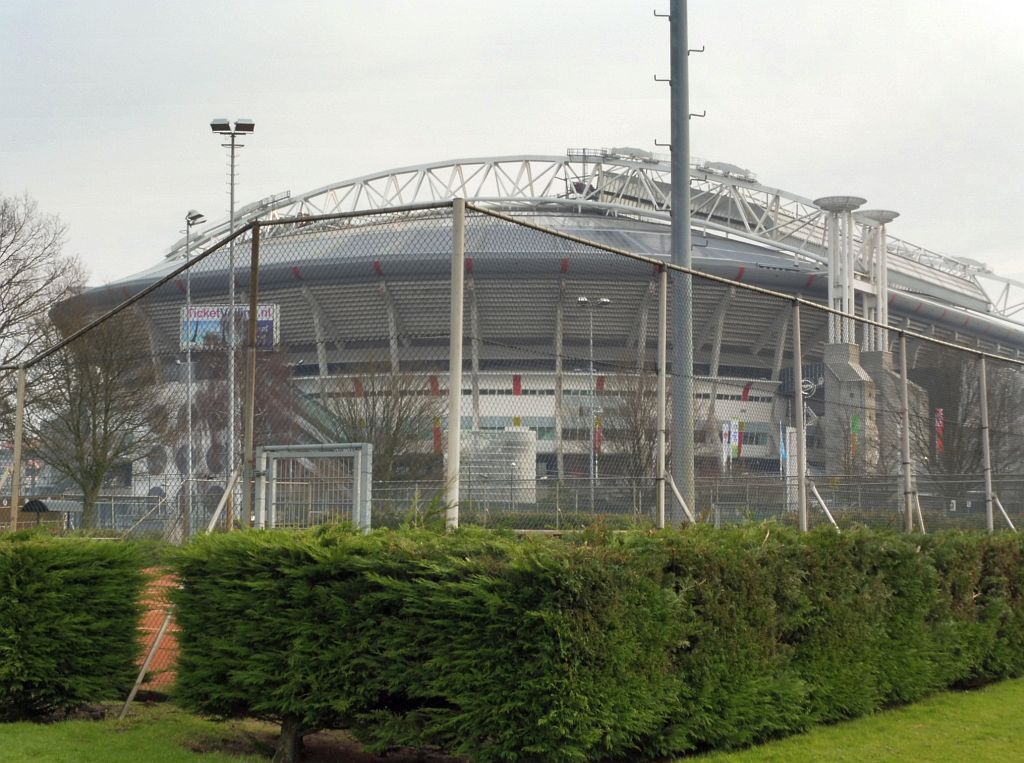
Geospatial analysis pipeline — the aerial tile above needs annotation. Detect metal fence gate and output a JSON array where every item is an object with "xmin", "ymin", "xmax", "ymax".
[{"xmin": 253, "ymin": 444, "xmax": 372, "ymax": 531}]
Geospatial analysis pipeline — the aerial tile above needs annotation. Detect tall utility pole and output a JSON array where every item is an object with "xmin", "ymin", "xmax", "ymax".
[
  {"xmin": 670, "ymin": 0, "xmax": 696, "ymax": 521},
  {"xmin": 210, "ymin": 118, "xmax": 254, "ymax": 508}
]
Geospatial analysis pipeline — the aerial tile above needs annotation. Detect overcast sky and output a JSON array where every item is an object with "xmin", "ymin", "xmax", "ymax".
[{"xmin": 2, "ymin": 0, "xmax": 1022, "ymax": 287}]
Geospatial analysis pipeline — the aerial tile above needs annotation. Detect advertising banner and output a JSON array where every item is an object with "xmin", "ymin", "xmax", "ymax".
[{"xmin": 180, "ymin": 304, "xmax": 279, "ymax": 350}]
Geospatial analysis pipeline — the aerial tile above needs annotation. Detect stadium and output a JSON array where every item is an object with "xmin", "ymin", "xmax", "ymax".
[{"xmin": 57, "ymin": 147, "xmax": 1024, "ymax": 526}]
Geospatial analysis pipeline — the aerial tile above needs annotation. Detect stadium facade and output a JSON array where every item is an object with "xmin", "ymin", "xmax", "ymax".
[{"xmin": 71, "ymin": 148, "xmax": 1024, "ymax": 503}]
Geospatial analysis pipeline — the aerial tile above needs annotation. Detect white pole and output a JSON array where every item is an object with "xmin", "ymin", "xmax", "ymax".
[
  {"xmin": 792, "ymin": 303, "xmax": 807, "ymax": 531},
  {"xmin": 445, "ymin": 199, "xmax": 466, "ymax": 529},
  {"xmin": 185, "ymin": 220, "xmax": 193, "ymax": 538},
  {"xmin": 827, "ymin": 213, "xmax": 837, "ymax": 344},
  {"xmin": 656, "ymin": 267, "xmax": 668, "ymax": 529},
  {"xmin": 845, "ymin": 212, "xmax": 856, "ymax": 344},
  {"xmin": 899, "ymin": 333, "xmax": 915, "ymax": 533},
  {"xmin": 979, "ymin": 355, "xmax": 994, "ymax": 533},
  {"xmin": 10, "ymin": 366, "xmax": 26, "ymax": 531}
]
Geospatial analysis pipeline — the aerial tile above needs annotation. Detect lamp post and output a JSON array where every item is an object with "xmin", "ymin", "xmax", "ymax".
[
  {"xmin": 209, "ymin": 118, "xmax": 254, "ymax": 496},
  {"xmin": 577, "ymin": 296, "xmax": 610, "ymax": 511},
  {"xmin": 183, "ymin": 209, "xmax": 206, "ymax": 538}
]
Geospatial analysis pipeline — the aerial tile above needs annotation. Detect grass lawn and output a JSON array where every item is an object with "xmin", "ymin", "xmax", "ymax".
[
  {"xmin": 2, "ymin": 680, "xmax": 1024, "ymax": 762},
  {"xmin": 0, "ymin": 702, "xmax": 266, "ymax": 763},
  {"xmin": 691, "ymin": 677, "xmax": 1024, "ymax": 762}
]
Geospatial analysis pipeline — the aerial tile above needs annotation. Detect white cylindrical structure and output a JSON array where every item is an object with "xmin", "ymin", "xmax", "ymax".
[{"xmin": 445, "ymin": 198, "xmax": 466, "ymax": 529}]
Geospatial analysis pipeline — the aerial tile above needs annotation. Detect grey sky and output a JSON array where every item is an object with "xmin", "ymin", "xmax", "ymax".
[{"xmin": 2, "ymin": 1, "xmax": 1022, "ymax": 286}]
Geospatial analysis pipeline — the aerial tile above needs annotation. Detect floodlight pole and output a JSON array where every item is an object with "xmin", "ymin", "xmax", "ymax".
[
  {"xmin": 211, "ymin": 119, "xmax": 253, "ymax": 515},
  {"xmin": 670, "ymin": 0, "xmax": 696, "ymax": 522},
  {"xmin": 183, "ymin": 210, "xmax": 206, "ymax": 538}
]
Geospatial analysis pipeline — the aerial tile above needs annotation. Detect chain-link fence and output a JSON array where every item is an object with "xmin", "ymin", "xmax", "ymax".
[{"xmin": 3, "ymin": 200, "xmax": 1023, "ymax": 536}]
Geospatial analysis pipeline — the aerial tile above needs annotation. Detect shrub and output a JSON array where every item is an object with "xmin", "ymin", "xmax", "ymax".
[
  {"xmin": 0, "ymin": 535, "xmax": 145, "ymax": 720},
  {"xmin": 172, "ymin": 524, "xmax": 1024, "ymax": 761},
  {"xmin": 173, "ymin": 527, "xmax": 684, "ymax": 762}
]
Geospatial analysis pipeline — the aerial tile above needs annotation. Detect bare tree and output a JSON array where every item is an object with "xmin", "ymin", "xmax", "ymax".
[
  {"xmin": 318, "ymin": 366, "xmax": 443, "ymax": 482},
  {"xmin": 27, "ymin": 310, "xmax": 176, "ymax": 528},
  {"xmin": 0, "ymin": 193, "xmax": 83, "ymax": 366},
  {"xmin": 911, "ymin": 349, "xmax": 1024, "ymax": 493},
  {"xmin": 600, "ymin": 372, "xmax": 664, "ymax": 512}
]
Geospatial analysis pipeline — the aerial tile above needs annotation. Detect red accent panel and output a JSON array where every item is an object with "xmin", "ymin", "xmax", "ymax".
[
  {"xmin": 805, "ymin": 274, "xmax": 816, "ymax": 289},
  {"xmin": 373, "ymin": 260, "xmax": 384, "ymax": 276},
  {"xmin": 429, "ymin": 375, "xmax": 440, "ymax": 396},
  {"xmin": 596, "ymin": 376, "xmax": 605, "ymax": 392},
  {"xmin": 175, "ymin": 279, "xmax": 186, "ymax": 294},
  {"xmin": 560, "ymin": 258, "xmax": 570, "ymax": 273},
  {"xmin": 735, "ymin": 266, "xmax": 746, "ymax": 281},
  {"xmin": 291, "ymin": 266, "xmax": 303, "ymax": 280},
  {"xmin": 741, "ymin": 382, "xmax": 752, "ymax": 401},
  {"xmin": 512, "ymin": 375, "xmax": 522, "ymax": 396},
  {"xmin": 353, "ymin": 378, "xmax": 364, "ymax": 398},
  {"xmin": 465, "ymin": 257, "xmax": 474, "ymax": 273}
]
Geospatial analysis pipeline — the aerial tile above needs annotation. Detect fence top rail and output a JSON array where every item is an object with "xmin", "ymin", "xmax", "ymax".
[{"xmin": 466, "ymin": 202, "xmax": 1024, "ymax": 369}]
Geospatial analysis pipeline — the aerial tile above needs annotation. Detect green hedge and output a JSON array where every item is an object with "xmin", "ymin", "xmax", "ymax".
[
  {"xmin": 0, "ymin": 535, "xmax": 145, "ymax": 720},
  {"xmin": 172, "ymin": 525, "xmax": 1024, "ymax": 761}
]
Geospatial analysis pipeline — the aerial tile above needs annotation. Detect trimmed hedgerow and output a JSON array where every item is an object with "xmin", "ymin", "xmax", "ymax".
[
  {"xmin": 172, "ymin": 525, "xmax": 1024, "ymax": 762},
  {"xmin": 172, "ymin": 527, "xmax": 685, "ymax": 762},
  {"xmin": 0, "ymin": 534, "xmax": 145, "ymax": 720}
]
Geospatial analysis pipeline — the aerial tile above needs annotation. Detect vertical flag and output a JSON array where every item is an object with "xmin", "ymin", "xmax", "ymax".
[
  {"xmin": 779, "ymin": 422, "xmax": 787, "ymax": 475},
  {"xmin": 935, "ymin": 408, "xmax": 945, "ymax": 455}
]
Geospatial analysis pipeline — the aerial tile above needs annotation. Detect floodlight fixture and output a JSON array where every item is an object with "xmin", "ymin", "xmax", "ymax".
[
  {"xmin": 185, "ymin": 209, "xmax": 206, "ymax": 227},
  {"xmin": 210, "ymin": 118, "xmax": 231, "ymax": 133},
  {"xmin": 234, "ymin": 118, "xmax": 255, "ymax": 133}
]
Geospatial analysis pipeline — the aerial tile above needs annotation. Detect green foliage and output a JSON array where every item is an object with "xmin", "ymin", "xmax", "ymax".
[
  {"xmin": 172, "ymin": 525, "xmax": 1024, "ymax": 761},
  {"xmin": 0, "ymin": 536, "xmax": 145, "ymax": 720}
]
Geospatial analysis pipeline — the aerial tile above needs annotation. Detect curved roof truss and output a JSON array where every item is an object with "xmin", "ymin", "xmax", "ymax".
[{"xmin": 164, "ymin": 151, "xmax": 993, "ymax": 303}]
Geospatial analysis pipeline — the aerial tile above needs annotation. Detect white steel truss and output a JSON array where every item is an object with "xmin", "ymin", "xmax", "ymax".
[{"xmin": 163, "ymin": 149, "xmax": 1008, "ymax": 314}]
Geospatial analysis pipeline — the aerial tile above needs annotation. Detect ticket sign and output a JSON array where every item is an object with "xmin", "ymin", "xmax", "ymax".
[{"xmin": 180, "ymin": 304, "xmax": 279, "ymax": 350}]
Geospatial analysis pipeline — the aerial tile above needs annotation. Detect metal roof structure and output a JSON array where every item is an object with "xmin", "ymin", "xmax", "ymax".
[{"xmin": 83, "ymin": 149, "xmax": 1024, "ymax": 378}]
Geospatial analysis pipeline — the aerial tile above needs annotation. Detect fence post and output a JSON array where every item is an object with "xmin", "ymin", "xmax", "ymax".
[
  {"xmin": 242, "ymin": 222, "xmax": 260, "ymax": 528},
  {"xmin": 10, "ymin": 366, "xmax": 27, "ymax": 531},
  {"xmin": 792, "ymin": 303, "xmax": 808, "ymax": 531},
  {"xmin": 979, "ymin": 355, "xmax": 994, "ymax": 533},
  {"xmin": 656, "ymin": 266, "xmax": 667, "ymax": 529},
  {"xmin": 445, "ymin": 199, "xmax": 465, "ymax": 529},
  {"xmin": 899, "ymin": 333, "xmax": 915, "ymax": 533}
]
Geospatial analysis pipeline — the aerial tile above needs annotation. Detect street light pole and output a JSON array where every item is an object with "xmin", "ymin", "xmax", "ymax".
[
  {"xmin": 578, "ymin": 296, "xmax": 610, "ymax": 511},
  {"xmin": 210, "ymin": 119, "xmax": 254, "ymax": 504},
  {"xmin": 184, "ymin": 209, "xmax": 206, "ymax": 538}
]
